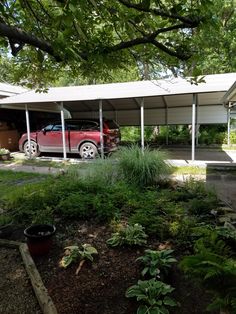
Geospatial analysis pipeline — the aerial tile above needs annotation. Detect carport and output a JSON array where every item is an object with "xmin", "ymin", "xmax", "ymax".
[{"xmin": 0, "ymin": 73, "xmax": 235, "ymax": 161}]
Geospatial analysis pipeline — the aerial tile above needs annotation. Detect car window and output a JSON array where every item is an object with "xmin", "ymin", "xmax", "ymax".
[
  {"xmin": 52, "ymin": 124, "xmax": 62, "ymax": 131},
  {"xmin": 43, "ymin": 124, "xmax": 53, "ymax": 131},
  {"xmin": 80, "ymin": 121, "xmax": 98, "ymax": 130},
  {"xmin": 67, "ymin": 122, "xmax": 82, "ymax": 131}
]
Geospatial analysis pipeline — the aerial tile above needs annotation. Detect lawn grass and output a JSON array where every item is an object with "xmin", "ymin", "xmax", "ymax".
[{"xmin": 0, "ymin": 170, "xmax": 47, "ymax": 198}]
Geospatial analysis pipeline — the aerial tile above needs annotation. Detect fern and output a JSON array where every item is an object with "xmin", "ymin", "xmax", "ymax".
[{"xmin": 180, "ymin": 235, "xmax": 236, "ymax": 313}]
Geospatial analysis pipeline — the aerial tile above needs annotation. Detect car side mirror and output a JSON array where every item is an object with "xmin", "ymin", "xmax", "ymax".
[{"xmin": 42, "ymin": 128, "xmax": 47, "ymax": 135}]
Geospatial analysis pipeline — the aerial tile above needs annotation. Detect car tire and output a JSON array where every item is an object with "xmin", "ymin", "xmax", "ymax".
[
  {"xmin": 79, "ymin": 142, "xmax": 98, "ymax": 159},
  {"xmin": 23, "ymin": 140, "xmax": 40, "ymax": 157}
]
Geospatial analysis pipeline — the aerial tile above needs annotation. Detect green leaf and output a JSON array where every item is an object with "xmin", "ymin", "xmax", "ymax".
[{"xmin": 137, "ymin": 305, "xmax": 149, "ymax": 314}]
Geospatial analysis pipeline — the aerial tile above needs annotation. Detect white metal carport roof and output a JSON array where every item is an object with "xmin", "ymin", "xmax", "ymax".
[
  {"xmin": 0, "ymin": 83, "xmax": 26, "ymax": 98},
  {"xmin": 0, "ymin": 73, "xmax": 235, "ymax": 118},
  {"xmin": 0, "ymin": 72, "xmax": 235, "ymax": 160}
]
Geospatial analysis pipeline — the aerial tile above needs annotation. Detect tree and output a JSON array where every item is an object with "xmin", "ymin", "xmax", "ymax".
[{"xmin": 0, "ymin": 1, "xmax": 234, "ymax": 87}]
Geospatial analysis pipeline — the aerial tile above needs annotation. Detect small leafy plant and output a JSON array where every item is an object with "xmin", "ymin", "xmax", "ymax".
[
  {"xmin": 0, "ymin": 148, "xmax": 10, "ymax": 154},
  {"xmin": 137, "ymin": 249, "xmax": 177, "ymax": 278},
  {"xmin": 107, "ymin": 223, "xmax": 148, "ymax": 247},
  {"xmin": 59, "ymin": 244, "xmax": 98, "ymax": 275},
  {"xmin": 126, "ymin": 278, "xmax": 177, "ymax": 314}
]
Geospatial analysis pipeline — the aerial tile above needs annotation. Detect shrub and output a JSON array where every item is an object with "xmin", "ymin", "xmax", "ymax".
[
  {"xmin": 115, "ymin": 145, "xmax": 171, "ymax": 188},
  {"xmin": 107, "ymin": 223, "xmax": 148, "ymax": 247}
]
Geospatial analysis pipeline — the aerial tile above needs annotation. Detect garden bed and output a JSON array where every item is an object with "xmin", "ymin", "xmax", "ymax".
[
  {"xmin": 3, "ymin": 221, "xmax": 213, "ymax": 314},
  {"xmin": 1, "ymin": 147, "xmax": 236, "ymax": 314}
]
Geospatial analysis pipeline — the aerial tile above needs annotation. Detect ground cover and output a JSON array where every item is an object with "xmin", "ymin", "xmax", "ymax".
[{"xmin": 0, "ymin": 147, "xmax": 236, "ymax": 314}]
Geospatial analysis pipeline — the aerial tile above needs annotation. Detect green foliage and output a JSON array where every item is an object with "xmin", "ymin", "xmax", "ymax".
[
  {"xmin": 107, "ymin": 223, "xmax": 148, "ymax": 247},
  {"xmin": 60, "ymin": 244, "xmax": 98, "ymax": 268},
  {"xmin": 128, "ymin": 190, "xmax": 177, "ymax": 238},
  {"xmin": 155, "ymin": 126, "xmax": 190, "ymax": 145},
  {"xmin": 137, "ymin": 249, "xmax": 177, "ymax": 278},
  {"xmin": 187, "ymin": 197, "xmax": 219, "ymax": 217},
  {"xmin": 115, "ymin": 145, "xmax": 171, "ymax": 188},
  {"xmin": 126, "ymin": 278, "xmax": 177, "ymax": 314},
  {"xmin": 180, "ymin": 231, "xmax": 236, "ymax": 313},
  {"xmin": 0, "ymin": 1, "xmax": 224, "ymax": 87}
]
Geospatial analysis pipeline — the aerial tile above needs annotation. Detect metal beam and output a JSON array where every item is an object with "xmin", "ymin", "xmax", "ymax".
[
  {"xmin": 191, "ymin": 94, "xmax": 196, "ymax": 161},
  {"xmin": 99, "ymin": 100, "xmax": 104, "ymax": 159},
  {"xmin": 134, "ymin": 98, "xmax": 142, "ymax": 109},
  {"xmin": 105, "ymin": 99, "xmax": 116, "ymax": 111},
  {"xmin": 25, "ymin": 104, "xmax": 31, "ymax": 159},
  {"xmin": 60, "ymin": 102, "xmax": 67, "ymax": 160}
]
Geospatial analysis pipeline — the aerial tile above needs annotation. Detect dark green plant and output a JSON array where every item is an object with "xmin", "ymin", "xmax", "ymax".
[
  {"xmin": 129, "ymin": 193, "xmax": 184, "ymax": 240},
  {"xmin": 115, "ymin": 145, "xmax": 171, "ymax": 188},
  {"xmin": 107, "ymin": 223, "xmax": 148, "ymax": 247},
  {"xmin": 137, "ymin": 249, "xmax": 177, "ymax": 278},
  {"xmin": 126, "ymin": 278, "xmax": 177, "ymax": 314},
  {"xmin": 187, "ymin": 197, "xmax": 218, "ymax": 217},
  {"xmin": 180, "ymin": 231, "xmax": 236, "ymax": 313}
]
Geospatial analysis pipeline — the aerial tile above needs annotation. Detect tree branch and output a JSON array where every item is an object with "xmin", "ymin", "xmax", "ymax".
[
  {"xmin": 0, "ymin": 22, "xmax": 62, "ymax": 61},
  {"xmin": 106, "ymin": 33, "xmax": 190, "ymax": 61},
  {"xmin": 118, "ymin": 0, "xmax": 201, "ymax": 26}
]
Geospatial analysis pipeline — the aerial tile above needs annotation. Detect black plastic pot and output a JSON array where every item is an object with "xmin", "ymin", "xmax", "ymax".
[{"xmin": 24, "ymin": 224, "xmax": 56, "ymax": 256}]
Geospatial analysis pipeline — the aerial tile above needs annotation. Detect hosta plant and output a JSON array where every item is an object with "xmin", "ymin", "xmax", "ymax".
[
  {"xmin": 137, "ymin": 249, "xmax": 177, "ymax": 278},
  {"xmin": 107, "ymin": 223, "xmax": 148, "ymax": 247},
  {"xmin": 59, "ymin": 244, "xmax": 98, "ymax": 275},
  {"xmin": 126, "ymin": 278, "xmax": 177, "ymax": 314}
]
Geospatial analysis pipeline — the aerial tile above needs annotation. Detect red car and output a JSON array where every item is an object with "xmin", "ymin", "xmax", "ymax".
[{"xmin": 19, "ymin": 119, "xmax": 121, "ymax": 159}]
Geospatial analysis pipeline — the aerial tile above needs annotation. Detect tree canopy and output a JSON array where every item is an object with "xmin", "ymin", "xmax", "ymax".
[{"xmin": 0, "ymin": 0, "xmax": 235, "ymax": 87}]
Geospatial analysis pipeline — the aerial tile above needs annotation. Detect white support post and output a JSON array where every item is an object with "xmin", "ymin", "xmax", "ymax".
[
  {"xmin": 99, "ymin": 100, "xmax": 104, "ymax": 159},
  {"xmin": 191, "ymin": 94, "xmax": 196, "ymax": 161},
  {"xmin": 60, "ymin": 102, "xmax": 67, "ymax": 160},
  {"xmin": 227, "ymin": 106, "xmax": 231, "ymax": 146},
  {"xmin": 25, "ymin": 104, "xmax": 31, "ymax": 159},
  {"xmin": 140, "ymin": 98, "xmax": 145, "ymax": 152},
  {"xmin": 196, "ymin": 94, "xmax": 199, "ymax": 146},
  {"xmin": 165, "ymin": 101, "xmax": 169, "ymax": 146}
]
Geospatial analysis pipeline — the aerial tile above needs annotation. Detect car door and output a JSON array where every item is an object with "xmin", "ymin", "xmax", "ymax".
[{"xmin": 37, "ymin": 123, "xmax": 69, "ymax": 152}]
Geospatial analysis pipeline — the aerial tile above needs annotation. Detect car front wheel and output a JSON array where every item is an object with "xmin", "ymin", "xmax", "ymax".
[
  {"xmin": 79, "ymin": 142, "xmax": 98, "ymax": 159},
  {"xmin": 23, "ymin": 140, "xmax": 40, "ymax": 157}
]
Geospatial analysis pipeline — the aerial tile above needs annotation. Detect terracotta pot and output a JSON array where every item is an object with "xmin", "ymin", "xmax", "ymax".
[{"xmin": 24, "ymin": 224, "xmax": 56, "ymax": 256}]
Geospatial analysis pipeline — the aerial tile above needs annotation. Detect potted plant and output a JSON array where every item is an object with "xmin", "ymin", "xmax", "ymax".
[
  {"xmin": 24, "ymin": 224, "xmax": 56, "ymax": 256},
  {"xmin": 0, "ymin": 148, "xmax": 10, "ymax": 161}
]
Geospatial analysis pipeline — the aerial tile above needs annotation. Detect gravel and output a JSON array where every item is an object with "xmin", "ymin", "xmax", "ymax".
[{"xmin": 0, "ymin": 247, "xmax": 42, "ymax": 314}]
